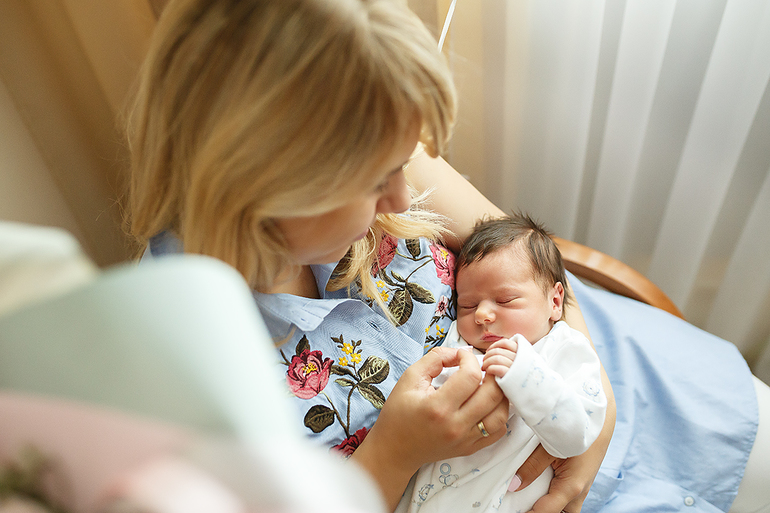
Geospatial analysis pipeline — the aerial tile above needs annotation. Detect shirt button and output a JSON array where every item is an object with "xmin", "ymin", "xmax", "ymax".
[{"xmin": 684, "ymin": 496, "xmax": 695, "ymax": 507}]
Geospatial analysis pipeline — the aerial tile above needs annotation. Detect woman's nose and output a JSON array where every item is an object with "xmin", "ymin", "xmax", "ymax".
[{"xmin": 377, "ymin": 170, "xmax": 411, "ymax": 215}]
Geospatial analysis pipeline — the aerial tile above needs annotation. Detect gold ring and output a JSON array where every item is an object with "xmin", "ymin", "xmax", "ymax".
[{"xmin": 477, "ymin": 420, "xmax": 490, "ymax": 437}]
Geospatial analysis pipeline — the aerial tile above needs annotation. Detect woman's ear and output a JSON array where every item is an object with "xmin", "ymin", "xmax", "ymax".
[{"xmin": 550, "ymin": 282, "xmax": 565, "ymax": 322}]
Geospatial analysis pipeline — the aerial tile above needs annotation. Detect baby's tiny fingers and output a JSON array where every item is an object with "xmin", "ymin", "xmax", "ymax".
[
  {"xmin": 482, "ymin": 363, "xmax": 510, "ymax": 379},
  {"xmin": 488, "ymin": 338, "xmax": 518, "ymax": 353},
  {"xmin": 482, "ymin": 352, "xmax": 515, "ymax": 370}
]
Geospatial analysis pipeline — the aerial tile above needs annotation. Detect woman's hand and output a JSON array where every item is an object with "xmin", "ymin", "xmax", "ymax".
[
  {"xmin": 351, "ymin": 346, "xmax": 509, "ymax": 511},
  {"xmin": 514, "ymin": 441, "xmax": 604, "ymax": 512}
]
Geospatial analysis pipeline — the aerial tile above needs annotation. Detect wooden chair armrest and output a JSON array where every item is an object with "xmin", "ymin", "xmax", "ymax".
[{"xmin": 554, "ymin": 237, "xmax": 684, "ymax": 319}]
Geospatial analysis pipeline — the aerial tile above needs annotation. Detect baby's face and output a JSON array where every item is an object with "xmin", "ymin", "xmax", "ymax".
[{"xmin": 455, "ymin": 245, "xmax": 563, "ymax": 351}]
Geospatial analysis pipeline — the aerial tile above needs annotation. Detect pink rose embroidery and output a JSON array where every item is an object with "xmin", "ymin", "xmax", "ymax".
[
  {"xmin": 372, "ymin": 234, "xmax": 398, "ymax": 275},
  {"xmin": 435, "ymin": 295, "xmax": 450, "ymax": 316},
  {"xmin": 430, "ymin": 244, "xmax": 455, "ymax": 288},
  {"xmin": 332, "ymin": 427, "xmax": 370, "ymax": 457},
  {"xmin": 286, "ymin": 349, "xmax": 333, "ymax": 399}
]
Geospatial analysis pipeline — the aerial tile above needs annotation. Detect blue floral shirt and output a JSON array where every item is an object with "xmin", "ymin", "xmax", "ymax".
[{"xmin": 254, "ymin": 236, "xmax": 456, "ymax": 452}]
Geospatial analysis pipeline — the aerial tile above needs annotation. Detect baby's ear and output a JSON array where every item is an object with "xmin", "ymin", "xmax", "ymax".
[{"xmin": 550, "ymin": 282, "xmax": 565, "ymax": 321}]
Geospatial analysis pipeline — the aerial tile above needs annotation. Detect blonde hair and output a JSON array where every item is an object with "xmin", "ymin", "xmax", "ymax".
[{"xmin": 125, "ymin": 0, "xmax": 457, "ymax": 295}]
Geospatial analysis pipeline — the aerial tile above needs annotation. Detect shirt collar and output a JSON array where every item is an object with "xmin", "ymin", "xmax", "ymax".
[
  {"xmin": 147, "ymin": 231, "xmax": 183, "ymax": 257},
  {"xmin": 254, "ymin": 262, "xmax": 357, "ymax": 333},
  {"xmin": 311, "ymin": 263, "xmax": 336, "ymax": 297},
  {"xmin": 253, "ymin": 289, "xmax": 351, "ymax": 333}
]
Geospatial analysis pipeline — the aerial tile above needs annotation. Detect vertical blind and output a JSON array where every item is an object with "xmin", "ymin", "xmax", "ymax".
[{"xmin": 445, "ymin": 0, "xmax": 770, "ymax": 384}]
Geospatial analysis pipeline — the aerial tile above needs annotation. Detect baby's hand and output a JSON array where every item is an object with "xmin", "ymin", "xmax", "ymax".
[{"xmin": 481, "ymin": 338, "xmax": 518, "ymax": 379}]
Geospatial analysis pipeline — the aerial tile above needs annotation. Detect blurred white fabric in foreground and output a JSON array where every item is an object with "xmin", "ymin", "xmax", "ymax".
[{"xmin": 0, "ymin": 221, "xmax": 385, "ymax": 513}]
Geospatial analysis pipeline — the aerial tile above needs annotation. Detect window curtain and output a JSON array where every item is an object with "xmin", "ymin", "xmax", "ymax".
[{"xmin": 443, "ymin": 0, "xmax": 770, "ymax": 384}]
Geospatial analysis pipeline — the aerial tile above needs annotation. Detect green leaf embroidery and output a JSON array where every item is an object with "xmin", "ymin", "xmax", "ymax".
[
  {"xmin": 358, "ymin": 383, "xmax": 386, "ymax": 409},
  {"xmin": 358, "ymin": 356, "xmax": 390, "ymax": 384},
  {"xmin": 380, "ymin": 270, "xmax": 398, "ymax": 286},
  {"xmin": 304, "ymin": 404, "xmax": 335, "ymax": 433},
  {"xmin": 391, "ymin": 271, "xmax": 405, "ymax": 282},
  {"xmin": 406, "ymin": 238, "xmax": 422, "ymax": 258},
  {"xmin": 406, "ymin": 282, "xmax": 435, "ymax": 304},
  {"xmin": 335, "ymin": 378, "xmax": 355, "ymax": 387},
  {"xmin": 295, "ymin": 335, "xmax": 310, "ymax": 355},
  {"xmin": 389, "ymin": 288, "xmax": 414, "ymax": 326},
  {"xmin": 331, "ymin": 364, "xmax": 357, "ymax": 378}
]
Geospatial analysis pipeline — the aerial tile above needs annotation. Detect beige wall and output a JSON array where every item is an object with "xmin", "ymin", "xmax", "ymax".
[
  {"xmin": 0, "ymin": 0, "xmax": 155, "ymax": 266},
  {"xmin": 409, "ymin": 0, "xmax": 489, "ymax": 192},
  {"xmin": 0, "ymin": 79, "xmax": 85, "ymax": 241}
]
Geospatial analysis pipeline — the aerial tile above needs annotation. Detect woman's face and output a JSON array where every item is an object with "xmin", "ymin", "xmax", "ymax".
[{"xmin": 274, "ymin": 129, "xmax": 417, "ymax": 266}]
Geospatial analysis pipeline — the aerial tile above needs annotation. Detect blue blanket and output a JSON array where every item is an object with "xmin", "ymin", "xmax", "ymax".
[{"xmin": 572, "ymin": 273, "xmax": 757, "ymax": 512}]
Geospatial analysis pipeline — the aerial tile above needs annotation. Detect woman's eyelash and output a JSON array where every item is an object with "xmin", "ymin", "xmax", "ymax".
[{"xmin": 374, "ymin": 164, "xmax": 407, "ymax": 192}]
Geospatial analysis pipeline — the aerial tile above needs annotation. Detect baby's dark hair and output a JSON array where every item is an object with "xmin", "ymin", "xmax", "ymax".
[{"xmin": 457, "ymin": 212, "xmax": 573, "ymax": 308}]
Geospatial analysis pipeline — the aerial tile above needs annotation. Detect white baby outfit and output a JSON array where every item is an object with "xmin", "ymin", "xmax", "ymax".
[{"xmin": 407, "ymin": 320, "xmax": 607, "ymax": 513}]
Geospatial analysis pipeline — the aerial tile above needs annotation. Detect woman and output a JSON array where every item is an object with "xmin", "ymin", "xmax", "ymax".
[{"xmin": 126, "ymin": 0, "xmax": 766, "ymax": 512}]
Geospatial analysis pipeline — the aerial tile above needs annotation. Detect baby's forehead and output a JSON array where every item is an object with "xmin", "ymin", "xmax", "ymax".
[
  {"xmin": 456, "ymin": 245, "xmax": 540, "ymax": 286},
  {"xmin": 459, "ymin": 243, "xmax": 534, "ymax": 274}
]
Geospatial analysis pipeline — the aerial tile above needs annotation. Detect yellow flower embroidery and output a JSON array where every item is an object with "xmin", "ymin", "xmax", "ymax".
[
  {"xmin": 380, "ymin": 290, "xmax": 390, "ymax": 302},
  {"xmin": 339, "ymin": 356, "xmax": 349, "ymax": 366},
  {"xmin": 376, "ymin": 280, "xmax": 386, "ymax": 289},
  {"xmin": 342, "ymin": 343, "xmax": 354, "ymax": 355},
  {"xmin": 350, "ymin": 353, "xmax": 361, "ymax": 364}
]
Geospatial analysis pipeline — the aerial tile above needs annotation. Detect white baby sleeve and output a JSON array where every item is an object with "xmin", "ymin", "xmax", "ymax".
[{"xmin": 496, "ymin": 323, "xmax": 606, "ymax": 458}]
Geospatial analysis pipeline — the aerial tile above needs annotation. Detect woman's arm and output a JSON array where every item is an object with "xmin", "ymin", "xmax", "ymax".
[
  {"xmin": 406, "ymin": 151, "xmax": 617, "ymax": 512},
  {"xmin": 405, "ymin": 150, "xmax": 506, "ymax": 253}
]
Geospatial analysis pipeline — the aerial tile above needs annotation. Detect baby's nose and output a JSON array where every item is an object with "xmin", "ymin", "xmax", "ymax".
[{"xmin": 475, "ymin": 304, "xmax": 495, "ymax": 324}]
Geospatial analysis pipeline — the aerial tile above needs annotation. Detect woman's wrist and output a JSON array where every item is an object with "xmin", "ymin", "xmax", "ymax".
[{"xmin": 349, "ymin": 424, "xmax": 419, "ymax": 512}]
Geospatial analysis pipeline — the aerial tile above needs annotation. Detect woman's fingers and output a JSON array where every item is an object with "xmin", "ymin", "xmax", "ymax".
[
  {"xmin": 516, "ymin": 444, "xmax": 558, "ymax": 491},
  {"xmin": 528, "ymin": 457, "xmax": 589, "ymax": 513},
  {"xmin": 519, "ymin": 443, "xmax": 603, "ymax": 513},
  {"xmin": 528, "ymin": 487, "xmax": 577, "ymax": 513},
  {"xmin": 468, "ymin": 385, "xmax": 510, "ymax": 450},
  {"xmin": 457, "ymin": 371, "xmax": 508, "ymax": 429},
  {"xmin": 411, "ymin": 346, "xmax": 465, "ymax": 382},
  {"xmin": 421, "ymin": 349, "xmax": 509, "ymax": 449},
  {"xmin": 432, "ymin": 346, "xmax": 484, "ymax": 403}
]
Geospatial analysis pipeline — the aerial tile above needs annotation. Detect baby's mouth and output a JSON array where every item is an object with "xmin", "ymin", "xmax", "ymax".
[{"xmin": 481, "ymin": 332, "xmax": 502, "ymax": 342}]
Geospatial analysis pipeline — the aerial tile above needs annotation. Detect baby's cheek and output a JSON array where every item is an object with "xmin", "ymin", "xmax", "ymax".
[{"xmin": 456, "ymin": 316, "xmax": 475, "ymax": 336}]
